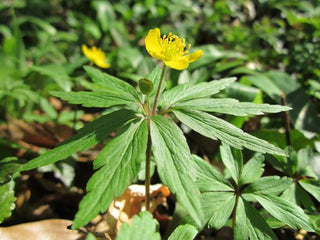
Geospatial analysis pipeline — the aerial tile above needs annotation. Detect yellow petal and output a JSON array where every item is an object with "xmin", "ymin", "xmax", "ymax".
[
  {"xmin": 186, "ymin": 50, "xmax": 203, "ymax": 63},
  {"xmin": 164, "ymin": 58, "xmax": 189, "ymax": 70},
  {"xmin": 145, "ymin": 28, "xmax": 164, "ymax": 60},
  {"xmin": 94, "ymin": 59, "xmax": 110, "ymax": 69},
  {"xmin": 82, "ymin": 45, "xmax": 94, "ymax": 61}
]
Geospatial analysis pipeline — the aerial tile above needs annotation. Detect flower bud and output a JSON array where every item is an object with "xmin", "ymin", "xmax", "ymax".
[{"xmin": 139, "ymin": 78, "xmax": 154, "ymax": 95}]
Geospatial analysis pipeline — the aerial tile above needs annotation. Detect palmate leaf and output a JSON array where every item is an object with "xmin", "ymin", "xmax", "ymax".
[
  {"xmin": 72, "ymin": 119, "xmax": 148, "ymax": 229},
  {"xmin": 240, "ymin": 154, "xmax": 265, "ymax": 186},
  {"xmin": 150, "ymin": 115, "xmax": 203, "ymax": 226},
  {"xmin": 247, "ymin": 194, "xmax": 314, "ymax": 231},
  {"xmin": 193, "ymin": 155, "xmax": 233, "ymax": 192},
  {"xmin": 235, "ymin": 197, "xmax": 278, "ymax": 240},
  {"xmin": 243, "ymin": 176, "xmax": 292, "ymax": 196},
  {"xmin": 193, "ymin": 155, "xmax": 234, "ymax": 229},
  {"xmin": 173, "ymin": 98, "xmax": 291, "ymax": 116},
  {"xmin": 20, "ymin": 109, "xmax": 136, "ymax": 171},
  {"xmin": 51, "ymin": 91, "xmax": 138, "ymax": 108},
  {"xmin": 84, "ymin": 66, "xmax": 140, "ymax": 102},
  {"xmin": 201, "ymin": 192, "xmax": 235, "ymax": 229},
  {"xmin": 161, "ymin": 77, "xmax": 236, "ymax": 108},
  {"xmin": 173, "ymin": 109, "xmax": 286, "ymax": 156},
  {"xmin": 117, "ymin": 211, "xmax": 161, "ymax": 240},
  {"xmin": 51, "ymin": 66, "xmax": 142, "ymax": 108},
  {"xmin": 220, "ymin": 144, "xmax": 243, "ymax": 185}
]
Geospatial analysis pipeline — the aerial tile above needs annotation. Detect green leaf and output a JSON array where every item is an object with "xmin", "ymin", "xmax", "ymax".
[
  {"xmin": 243, "ymin": 74, "xmax": 282, "ymax": 103},
  {"xmin": 51, "ymin": 91, "xmax": 138, "ymax": 108},
  {"xmin": 38, "ymin": 158, "xmax": 76, "ymax": 188},
  {"xmin": 173, "ymin": 98, "xmax": 291, "ymax": 116},
  {"xmin": 297, "ymin": 147, "xmax": 317, "ymax": 178},
  {"xmin": 265, "ymin": 147, "xmax": 298, "ymax": 177},
  {"xmin": 117, "ymin": 212, "xmax": 161, "ymax": 240},
  {"xmin": 299, "ymin": 179, "xmax": 320, "ymax": 202},
  {"xmin": 168, "ymin": 224, "xmax": 198, "ymax": 240},
  {"xmin": 225, "ymin": 81, "xmax": 260, "ymax": 102},
  {"xmin": 253, "ymin": 129, "xmax": 315, "ymax": 151},
  {"xmin": 150, "ymin": 115, "xmax": 203, "ymax": 226},
  {"xmin": 72, "ymin": 119, "xmax": 147, "ymax": 229},
  {"xmin": 310, "ymin": 214, "xmax": 320, "ymax": 235},
  {"xmin": 40, "ymin": 97, "xmax": 57, "ymax": 119},
  {"xmin": 235, "ymin": 197, "xmax": 278, "ymax": 240},
  {"xmin": 173, "ymin": 109, "xmax": 286, "ymax": 156},
  {"xmin": 192, "ymin": 154, "xmax": 233, "ymax": 192},
  {"xmin": 281, "ymin": 182, "xmax": 316, "ymax": 211},
  {"xmin": 18, "ymin": 16, "xmax": 57, "ymax": 35},
  {"xmin": 243, "ymin": 176, "xmax": 292, "ymax": 195},
  {"xmin": 161, "ymin": 77, "xmax": 236, "ymax": 108},
  {"xmin": 0, "ymin": 157, "xmax": 21, "ymax": 185},
  {"xmin": 250, "ymin": 194, "xmax": 314, "ymax": 231},
  {"xmin": 94, "ymin": 119, "xmax": 147, "ymax": 169},
  {"xmin": 30, "ymin": 64, "xmax": 72, "ymax": 91},
  {"xmin": 220, "ymin": 144, "xmax": 243, "ymax": 184},
  {"xmin": 266, "ymin": 216, "xmax": 287, "ymax": 229},
  {"xmin": 92, "ymin": 1, "xmax": 115, "ymax": 32},
  {"xmin": 201, "ymin": 192, "xmax": 235, "ymax": 229},
  {"xmin": 265, "ymin": 70, "xmax": 300, "ymax": 95},
  {"xmin": 84, "ymin": 66, "xmax": 140, "ymax": 102},
  {"xmin": 20, "ymin": 109, "xmax": 136, "ymax": 171},
  {"xmin": 287, "ymin": 88, "xmax": 320, "ymax": 133},
  {"xmin": 240, "ymin": 154, "xmax": 265, "ymax": 185},
  {"xmin": 0, "ymin": 181, "xmax": 16, "ymax": 224}
]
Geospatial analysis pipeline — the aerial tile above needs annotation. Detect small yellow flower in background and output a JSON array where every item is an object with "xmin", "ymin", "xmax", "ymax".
[
  {"xmin": 145, "ymin": 28, "xmax": 203, "ymax": 70},
  {"xmin": 82, "ymin": 44, "xmax": 110, "ymax": 69}
]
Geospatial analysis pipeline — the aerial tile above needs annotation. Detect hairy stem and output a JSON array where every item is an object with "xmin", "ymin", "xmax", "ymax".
[
  {"xmin": 145, "ymin": 65, "xmax": 167, "ymax": 210},
  {"xmin": 145, "ymin": 119, "xmax": 152, "ymax": 211},
  {"xmin": 152, "ymin": 65, "xmax": 167, "ymax": 116}
]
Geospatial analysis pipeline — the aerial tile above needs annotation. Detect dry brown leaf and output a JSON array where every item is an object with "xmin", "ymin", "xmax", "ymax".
[
  {"xmin": 106, "ymin": 184, "xmax": 170, "ymax": 237},
  {"xmin": 0, "ymin": 219, "xmax": 83, "ymax": 240},
  {"xmin": 0, "ymin": 116, "xmax": 73, "ymax": 149}
]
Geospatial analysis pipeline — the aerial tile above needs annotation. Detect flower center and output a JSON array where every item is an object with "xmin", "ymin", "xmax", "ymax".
[{"xmin": 160, "ymin": 33, "xmax": 191, "ymax": 60}]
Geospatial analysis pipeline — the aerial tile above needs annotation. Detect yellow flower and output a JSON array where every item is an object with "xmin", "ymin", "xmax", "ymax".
[
  {"xmin": 82, "ymin": 44, "xmax": 110, "ymax": 69},
  {"xmin": 145, "ymin": 28, "xmax": 203, "ymax": 70}
]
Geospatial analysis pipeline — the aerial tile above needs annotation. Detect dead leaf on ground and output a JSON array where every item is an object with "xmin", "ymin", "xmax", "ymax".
[
  {"xmin": 0, "ymin": 219, "xmax": 83, "ymax": 240},
  {"xmin": 106, "ymin": 184, "xmax": 171, "ymax": 238}
]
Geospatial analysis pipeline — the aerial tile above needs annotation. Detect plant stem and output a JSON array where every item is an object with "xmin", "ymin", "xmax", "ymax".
[
  {"xmin": 151, "ymin": 65, "xmax": 167, "ymax": 116},
  {"xmin": 145, "ymin": 65, "xmax": 166, "ymax": 210},
  {"xmin": 145, "ymin": 118, "xmax": 152, "ymax": 211}
]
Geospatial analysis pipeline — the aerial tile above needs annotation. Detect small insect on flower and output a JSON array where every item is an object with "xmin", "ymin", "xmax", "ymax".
[
  {"xmin": 145, "ymin": 28, "xmax": 203, "ymax": 70},
  {"xmin": 82, "ymin": 44, "xmax": 110, "ymax": 69}
]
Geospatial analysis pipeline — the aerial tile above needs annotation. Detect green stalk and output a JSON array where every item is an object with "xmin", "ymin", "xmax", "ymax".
[
  {"xmin": 145, "ymin": 122, "xmax": 152, "ymax": 211},
  {"xmin": 151, "ymin": 65, "xmax": 167, "ymax": 116},
  {"xmin": 145, "ymin": 65, "xmax": 167, "ymax": 210},
  {"xmin": 145, "ymin": 93, "xmax": 152, "ymax": 211}
]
